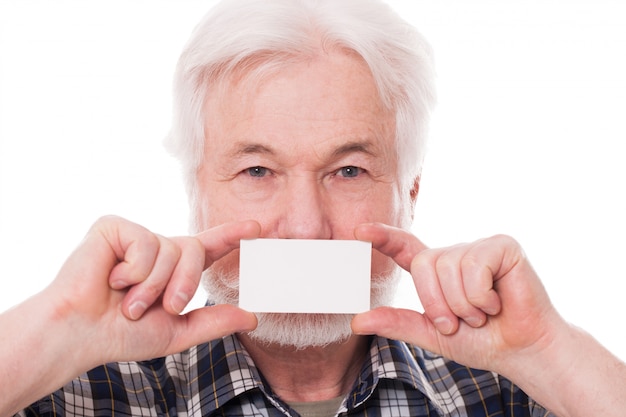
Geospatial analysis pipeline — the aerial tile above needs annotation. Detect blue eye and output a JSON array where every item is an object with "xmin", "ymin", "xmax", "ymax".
[
  {"xmin": 247, "ymin": 166, "xmax": 268, "ymax": 177},
  {"xmin": 338, "ymin": 166, "xmax": 361, "ymax": 178}
]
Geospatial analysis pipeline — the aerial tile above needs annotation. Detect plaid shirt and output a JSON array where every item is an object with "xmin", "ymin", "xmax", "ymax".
[{"xmin": 18, "ymin": 334, "xmax": 553, "ymax": 416}]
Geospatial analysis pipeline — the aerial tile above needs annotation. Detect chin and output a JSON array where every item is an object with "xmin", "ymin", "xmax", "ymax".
[{"xmin": 203, "ymin": 267, "xmax": 401, "ymax": 350}]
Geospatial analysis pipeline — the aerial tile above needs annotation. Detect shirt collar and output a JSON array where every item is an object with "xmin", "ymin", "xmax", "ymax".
[
  {"xmin": 190, "ymin": 333, "xmax": 291, "ymax": 414},
  {"xmin": 192, "ymin": 333, "xmax": 443, "ymax": 414},
  {"xmin": 343, "ymin": 336, "xmax": 445, "ymax": 410}
]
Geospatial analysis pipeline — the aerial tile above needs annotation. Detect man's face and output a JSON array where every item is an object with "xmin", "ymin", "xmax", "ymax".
[{"xmin": 195, "ymin": 50, "xmax": 407, "ymax": 346}]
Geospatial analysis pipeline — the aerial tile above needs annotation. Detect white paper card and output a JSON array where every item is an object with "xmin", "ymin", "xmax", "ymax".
[{"xmin": 239, "ymin": 239, "xmax": 371, "ymax": 313}]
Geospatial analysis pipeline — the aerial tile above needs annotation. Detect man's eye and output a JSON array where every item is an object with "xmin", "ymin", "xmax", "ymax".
[
  {"xmin": 338, "ymin": 166, "xmax": 362, "ymax": 178},
  {"xmin": 246, "ymin": 166, "xmax": 268, "ymax": 177}
]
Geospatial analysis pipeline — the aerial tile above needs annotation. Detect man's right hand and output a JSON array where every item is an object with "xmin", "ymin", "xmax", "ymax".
[{"xmin": 0, "ymin": 216, "xmax": 259, "ymax": 417}]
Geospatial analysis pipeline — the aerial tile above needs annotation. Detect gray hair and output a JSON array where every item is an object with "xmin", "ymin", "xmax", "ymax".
[{"xmin": 164, "ymin": 0, "xmax": 436, "ymax": 231}]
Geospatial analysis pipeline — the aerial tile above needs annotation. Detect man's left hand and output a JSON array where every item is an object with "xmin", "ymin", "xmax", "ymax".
[{"xmin": 351, "ymin": 223, "xmax": 563, "ymax": 376}]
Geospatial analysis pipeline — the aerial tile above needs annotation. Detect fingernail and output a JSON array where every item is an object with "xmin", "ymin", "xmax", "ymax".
[
  {"xmin": 484, "ymin": 305, "xmax": 500, "ymax": 316},
  {"xmin": 241, "ymin": 313, "xmax": 259, "ymax": 332},
  {"xmin": 110, "ymin": 280, "xmax": 128, "ymax": 290},
  {"xmin": 465, "ymin": 316, "xmax": 485, "ymax": 328},
  {"xmin": 434, "ymin": 317, "xmax": 454, "ymax": 335},
  {"xmin": 171, "ymin": 291, "xmax": 190, "ymax": 314},
  {"xmin": 128, "ymin": 301, "xmax": 147, "ymax": 320}
]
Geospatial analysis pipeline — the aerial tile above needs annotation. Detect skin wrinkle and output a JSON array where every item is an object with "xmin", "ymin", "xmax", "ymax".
[{"xmin": 217, "ymin": 139, "xmax": 393, "ymax": 191}]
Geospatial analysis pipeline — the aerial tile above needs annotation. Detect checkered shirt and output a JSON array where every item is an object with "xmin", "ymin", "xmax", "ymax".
[{"xmin": 17, "ymin": 334, "xmax": 553, "ymax": 416}]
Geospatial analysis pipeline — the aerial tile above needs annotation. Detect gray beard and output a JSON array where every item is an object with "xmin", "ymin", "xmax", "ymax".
[{"xmin": 202, "ymin": 267, "xmax": 400, "ymax": 350}]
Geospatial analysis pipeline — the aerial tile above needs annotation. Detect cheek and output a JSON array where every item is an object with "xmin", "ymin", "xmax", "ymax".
[
  {"xmin": 334, "ymin": 187, "xmax": 403, "ymax": 226},
  {"xmin": 194, "ymin": 186, "xmax": 256, "ymax": 230}
]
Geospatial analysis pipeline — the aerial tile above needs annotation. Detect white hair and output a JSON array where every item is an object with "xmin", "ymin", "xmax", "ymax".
[{"xmin": 164, "ymin": 0, "xmax": 437, "ymax": 232}]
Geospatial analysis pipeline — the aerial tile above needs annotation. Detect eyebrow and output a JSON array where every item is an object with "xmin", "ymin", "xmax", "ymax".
[
  {"xmin": 228, "ymin": 142, "xmax": 276, "ymax": 158},
  {"xmin": 227, "ymin": 139, "xmax": 377, "ymax": 160},
  {"xmin": 330, "ymin": 141, "xmax": 377, "ymax": 159}
]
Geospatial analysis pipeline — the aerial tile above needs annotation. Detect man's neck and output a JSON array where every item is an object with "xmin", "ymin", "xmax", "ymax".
[{"xmin": 237, "ymin": 333, "xmax": 370, "ymax": 403}]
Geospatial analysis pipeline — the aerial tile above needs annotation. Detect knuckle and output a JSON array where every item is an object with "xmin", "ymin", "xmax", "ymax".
[
  {"xmin": 178, "ymin": 236, "xmax": 205, "ymax": 256},
  {"xmin": 139, "ymin": 281, "xmax": 166, "ymax": 302},
  {"xmin": 460, "ymin": 254, "xmax": 487, "ymax": 283},
  {"xmin": 466, "ymin": 292, "xmax": 489, "ymax": 307},
  {"xmin": 159, "ymin": 237, "xmax": 182, "ymax": 261},
  {"xmin": 90, "ymin": 214, "xmax": 123, "ymax": 234},
  {"xmin": 490, "ymin": 233, "xmax": 520, "ymax": 248},
  {"xmin": 460, "ymin": 253, "xmax": 480, "ymax": 271},
  {"xmin": 94, "ymin": 214, "xmax": 121, "ymax": 225},
  {"xmin": 447, "ymin": 299, "xmax": 472, "ymax": 316},
  {"xmin": 434, "ymin": 251, "xmax": 458, "ymax": 277},
  {"xmin": 410, "ymin": 249, "xmax": 434, "ymax": 273}
]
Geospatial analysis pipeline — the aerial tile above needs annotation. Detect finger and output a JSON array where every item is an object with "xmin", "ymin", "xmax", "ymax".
[
  {"xmin": 460, "ymin": 241, "xmax": 502, "ymax": 316},
  {"xmin": 162, "ymin": 237, "xmax": 206, "ymax": 314},
  {"xmin": 435, "ymin": 245, "xmax": 488, "ymax": 329},
  {"xmin": 410, "ymin": 249, "xmax": 460, "ymax": 335},
  {"xmin": 195, "ymin": 220, "xmax": 262, "ymax": 269},
  {"xmin": 353, "ymin": 223, "xmax": 428, "ymax": 271},
  {"xmin": 167, "ymin": 304, "xmax": 258, "ymax": 353},
  {"xmin": 100, "ymin": 217, "xmax": 161, "ymax": 289},
  {"xmin": 122, "ymin": 235, "xmax": 182, "ymax": 320}
]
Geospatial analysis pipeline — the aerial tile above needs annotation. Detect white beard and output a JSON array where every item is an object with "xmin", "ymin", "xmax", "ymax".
[{"xmin": 203, "ymin": 266, "xmax": 400, "ymax": 350}]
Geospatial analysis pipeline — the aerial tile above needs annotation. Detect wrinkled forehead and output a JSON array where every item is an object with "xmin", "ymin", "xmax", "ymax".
[
  {"xmin": 205, "ymin": 46, "xmax": 395, "ymax": 114},
  {"xmin": 201, "ymin": 49, "xmax": 397, "ymax": 156}
]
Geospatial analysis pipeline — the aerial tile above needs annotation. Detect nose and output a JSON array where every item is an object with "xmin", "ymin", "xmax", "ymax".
[{"xmin": 276, "ymin": 176, "xmax": 332, "ymax": 240}]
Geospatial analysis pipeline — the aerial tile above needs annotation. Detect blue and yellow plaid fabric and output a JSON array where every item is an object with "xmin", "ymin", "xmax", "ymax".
[{"xmin": 18, "ymin": 334, "xmax": 552, "ymax": 416}]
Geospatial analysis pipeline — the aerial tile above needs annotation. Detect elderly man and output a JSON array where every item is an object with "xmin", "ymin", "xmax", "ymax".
[{"xmin": 1, "ymin": 0, "xmax": 625, "ymax": 416}]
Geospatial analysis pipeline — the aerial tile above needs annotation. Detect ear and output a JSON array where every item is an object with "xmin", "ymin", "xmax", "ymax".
[
  {"xmin": 410, "ymin": 176, "xmax": 420, "ymax": 203},
  {"xmin": 409, "ymin": 176, "xmax": 420, "ymax": 220}
]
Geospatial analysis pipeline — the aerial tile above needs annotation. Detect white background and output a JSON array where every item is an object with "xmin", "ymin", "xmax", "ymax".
[{"xmin": 1, "ymin": 1, "xmax": 625, "ymax": 360}]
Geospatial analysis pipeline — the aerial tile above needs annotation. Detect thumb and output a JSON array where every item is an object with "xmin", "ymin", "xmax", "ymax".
[
  {"xmin": 167, "ymin": 305, "xmax": 258, "ymax": 353},
  {"xmin": 352, "ymin": 307, "xmax": 440, "ymax": 352}
]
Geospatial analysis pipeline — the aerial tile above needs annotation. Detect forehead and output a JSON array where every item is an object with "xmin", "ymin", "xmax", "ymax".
[{"xmin": 202, "ymin": 50, "xmax": 396, "ymax": 158}]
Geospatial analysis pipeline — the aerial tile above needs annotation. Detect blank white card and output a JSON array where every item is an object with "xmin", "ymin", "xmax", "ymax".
[{"xmin": 239, "ymin": 239, "xmax": 372, "ymax": 313}]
